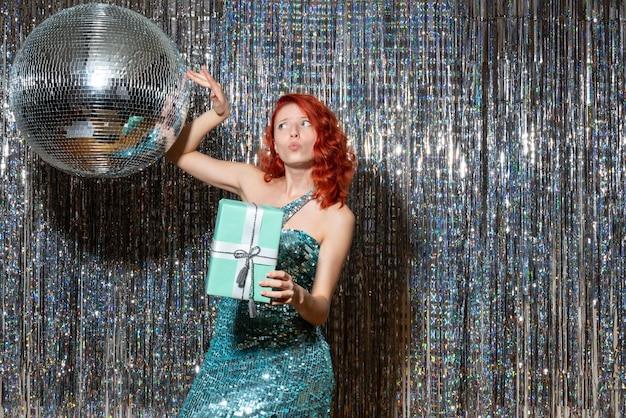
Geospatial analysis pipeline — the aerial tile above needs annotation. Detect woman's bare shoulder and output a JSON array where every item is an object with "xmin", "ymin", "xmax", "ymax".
[
  {"xmin": 321, "ymin": 201, "xmax": 355, "ymax": 235},
  {"xmin": 328, "ymin": 201, "xmax": 354, "ymax": 219}
]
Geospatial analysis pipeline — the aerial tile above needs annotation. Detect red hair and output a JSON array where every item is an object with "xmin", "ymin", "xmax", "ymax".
[{"xmin": 261, "ymin": 94, "xmax": 356, "ymax": 208}]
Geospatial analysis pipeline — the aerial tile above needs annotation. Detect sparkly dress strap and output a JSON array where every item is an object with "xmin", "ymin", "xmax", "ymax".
[{"xmin": 281, "ymin": 190, "xmax": 314, "ymax": 226}]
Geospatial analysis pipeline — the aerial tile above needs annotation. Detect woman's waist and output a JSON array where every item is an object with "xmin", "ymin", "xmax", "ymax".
[
  {"xmin": 228, "ymin": 300, "xmax": 320, "ymax": 348},
  {"xmin": 233, "ymin": 324, "xmax": 320, "ymax": 350}
]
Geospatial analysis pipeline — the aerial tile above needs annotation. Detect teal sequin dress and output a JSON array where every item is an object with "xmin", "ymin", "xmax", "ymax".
[{"xmin": 178, "ymin": 192, "xmax": 334, "ymax": 417}]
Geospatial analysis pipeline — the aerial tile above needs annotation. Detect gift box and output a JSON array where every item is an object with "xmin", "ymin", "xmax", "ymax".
[{"xmin": 206, "ymin": 199, "xmax": 283, "ymax": 304}]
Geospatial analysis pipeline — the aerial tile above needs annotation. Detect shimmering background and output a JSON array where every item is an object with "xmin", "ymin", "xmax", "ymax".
[{"xmin": 1, "ymin": 0, "xmax": 625, "ymax": 417}]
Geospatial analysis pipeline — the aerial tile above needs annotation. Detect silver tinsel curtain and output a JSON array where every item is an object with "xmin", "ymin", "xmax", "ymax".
[{"xmin": 1, "ymin": 0, "xmax": 625, "ymax": 416}]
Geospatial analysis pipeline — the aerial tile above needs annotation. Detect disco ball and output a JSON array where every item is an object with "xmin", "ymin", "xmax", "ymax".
[{"xmin": 9, "ymin": 3, "xmax": 189, "ymax": 178}]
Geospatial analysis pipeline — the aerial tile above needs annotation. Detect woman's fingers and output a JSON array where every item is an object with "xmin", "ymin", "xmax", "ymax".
[
  {"xmin": 261, "ymin": 271, "xmax": 292, "ymax": 288},
  {"xmin": 260, "ymin": 271, "xmax": 295, "ymax": 304},
  {"xmin": 185, "ymin": 66, "xmax": 213, "ymax": 88},
  {"xmin": 185, "ymin": 67, "xmax": 230, "ymax": 116}
]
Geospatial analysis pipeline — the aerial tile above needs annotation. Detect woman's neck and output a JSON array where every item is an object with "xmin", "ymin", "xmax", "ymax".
[{"xmin": 277, "ymin": 171, "xmax": 315, "ymax": 199}]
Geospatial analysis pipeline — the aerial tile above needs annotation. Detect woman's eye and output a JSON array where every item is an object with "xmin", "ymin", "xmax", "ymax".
[
  {"xmin": 302, "ymin": 120, "xmax": 311, "ymax": 127},
  {"xmin": 277, "ymin": 123, "xmax": 286, "ymax": 129}
]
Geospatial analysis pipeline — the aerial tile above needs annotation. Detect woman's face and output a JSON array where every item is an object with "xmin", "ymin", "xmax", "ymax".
[{"xmin": 272, "ymin": 103, "xmax": 317, "ymax": 169}]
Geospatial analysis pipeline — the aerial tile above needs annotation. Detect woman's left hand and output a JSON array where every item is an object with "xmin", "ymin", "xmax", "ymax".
[{"xmin": 259, "ymin": 270, "xmax": 303, "ymax": 306}]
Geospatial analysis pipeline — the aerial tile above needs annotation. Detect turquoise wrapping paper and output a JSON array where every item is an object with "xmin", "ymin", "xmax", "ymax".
[{"xmin": 207, "ymin": 199, "xmax": 282, "ymax": 304}]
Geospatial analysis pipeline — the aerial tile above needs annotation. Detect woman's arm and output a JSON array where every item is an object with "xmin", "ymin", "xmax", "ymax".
[
  {"xmin": 166, "ymin": 66, "xmax": 258, "ymax": 196},
  {"xmin": 261, "ymin": 205, "xmax": 355, "ymax": 326}
]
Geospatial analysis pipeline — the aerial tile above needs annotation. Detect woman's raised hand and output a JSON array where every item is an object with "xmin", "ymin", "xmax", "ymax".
[{"xmin": 186, "ymin": 65, "xmax": 230, "ymax": 117}]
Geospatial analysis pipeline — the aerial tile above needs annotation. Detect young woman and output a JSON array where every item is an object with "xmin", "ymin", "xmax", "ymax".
[{"xmin": 167, "ymin": 66, "xmax": 355, "ymax": 417}]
